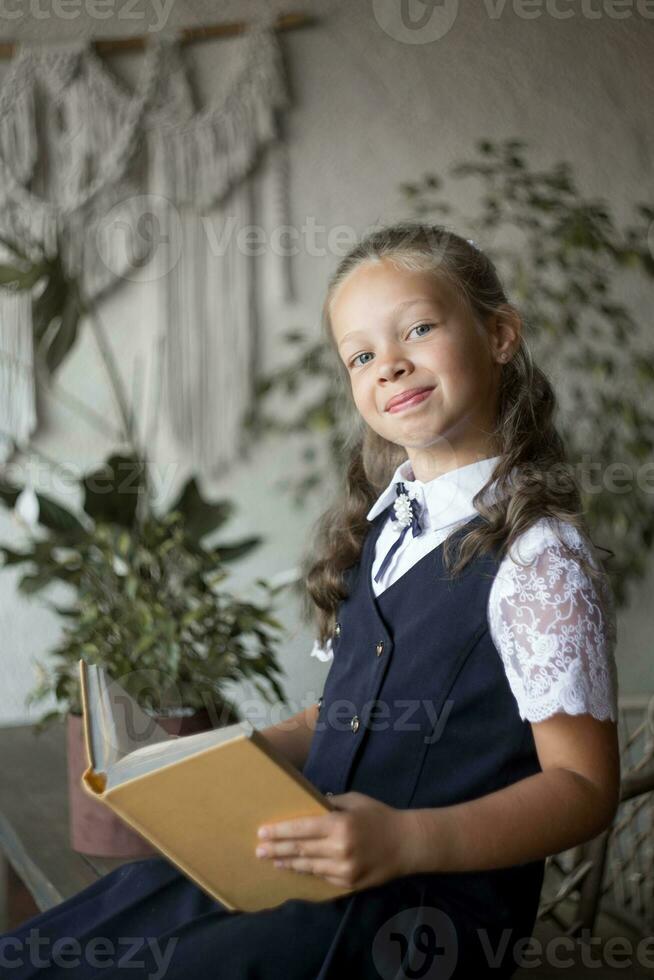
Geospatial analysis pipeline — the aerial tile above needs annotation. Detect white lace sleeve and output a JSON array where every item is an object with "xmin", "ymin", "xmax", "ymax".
[
  {"xmin": 488, "ymin": 519, "xmax": 619, "ymax": 723},
  {"xmin": 309, "ymin": 637, "xmax": 333, "ymax": 662}
]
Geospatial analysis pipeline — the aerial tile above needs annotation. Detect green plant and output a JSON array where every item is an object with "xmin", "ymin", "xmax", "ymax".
[
  {"xmin": 0, "ymin": 232, "xmax": 83, "ymax": 379},
  {"xmin": 244, "ymin": 138, "xmax": 654, "ymax": 608},
  {"xmin": 0, "ymin": 456, "xmax": 289, "ymax": 732},
  {"xmin": 0, "ymin": 227, "xmax": 291, "ymax": 729}
]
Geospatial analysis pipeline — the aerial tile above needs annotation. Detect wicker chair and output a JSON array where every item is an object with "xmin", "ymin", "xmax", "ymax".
[{"xmin": 536, "ymin": 695, "xmax": 654, "ymax": 940}]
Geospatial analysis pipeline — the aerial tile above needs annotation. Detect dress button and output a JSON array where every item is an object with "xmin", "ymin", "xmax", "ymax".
[
  {"xmin": 350, "ymin": 714, "xmax": 360, "ymax": 733},
  {"xmin": 325, "ymin": 791, "xmax": 334, "ymax": 797},
  {"xmin": 375, "ymin": 640, "xmax": 384, "ymax": 657},
  {"xmin": 334, "ymin": 622, "xmax": 342, "ymax": 638}
]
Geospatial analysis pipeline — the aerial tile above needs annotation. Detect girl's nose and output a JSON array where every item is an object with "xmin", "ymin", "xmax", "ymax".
[{"xmin": 376, "ymin": 354, "xmax": 413, "ymax": 381}]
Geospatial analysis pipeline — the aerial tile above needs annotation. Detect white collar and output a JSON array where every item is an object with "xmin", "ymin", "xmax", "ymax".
[{"xmin": 366, "ymin": 455, "xmax": 504, "ymax": 533}]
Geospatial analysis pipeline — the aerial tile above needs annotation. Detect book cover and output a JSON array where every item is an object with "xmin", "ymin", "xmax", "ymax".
[{"xmin": 78, "ymin": 659, "xmax": 353, "ymax": 912}]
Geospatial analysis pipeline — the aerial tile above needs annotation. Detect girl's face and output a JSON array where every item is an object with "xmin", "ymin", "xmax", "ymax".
[{"xmin": 329, "ymin": 258, "xmax": 516, "ymax": 478}]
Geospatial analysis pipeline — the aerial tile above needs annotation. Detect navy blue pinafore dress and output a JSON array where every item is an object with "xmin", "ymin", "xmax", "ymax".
[{"xmin": 0, "ymin": 511, "xmax": 545, "ymax": 979}]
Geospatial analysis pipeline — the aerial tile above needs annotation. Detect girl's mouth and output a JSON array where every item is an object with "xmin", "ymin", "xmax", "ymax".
[{"xmin": 386, "ymin": 388, "xmax": 434, "ymax": 414}]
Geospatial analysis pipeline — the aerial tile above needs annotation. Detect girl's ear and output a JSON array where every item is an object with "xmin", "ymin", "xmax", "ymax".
[{"xmin": 488, "ymin": 304, "xmax": 523, "ymax": 360}]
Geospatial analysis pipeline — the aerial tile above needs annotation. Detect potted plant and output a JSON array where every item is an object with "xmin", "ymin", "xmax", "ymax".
[
  {"xmin": 0, "ymin": 453, "xmax": 289, "ymax": 856},
  {"xmin": 0, "ymin": 240, "xmax": 292, "ymax": 856}
]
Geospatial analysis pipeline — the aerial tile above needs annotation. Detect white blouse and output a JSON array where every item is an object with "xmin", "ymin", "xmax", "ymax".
[{"xmin": 310, "ymin": 456, "xmax": 619, "ymax": 724}]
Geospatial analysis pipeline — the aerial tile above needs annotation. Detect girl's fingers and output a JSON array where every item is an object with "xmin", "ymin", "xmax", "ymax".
[
  {"xmin": 274, "ymin": 841, "xmax": 316, "ymax": 858},
  {"xmin": 258, "ymin": 817, "xmax": 330, "ymax": 840},
  {"xmin": 275, "ymin": 856, "xmax": 350, "ymax": 879},
  {"xmin": 258, "ymin": 838, "xmax": 332, "ymax": 859}
]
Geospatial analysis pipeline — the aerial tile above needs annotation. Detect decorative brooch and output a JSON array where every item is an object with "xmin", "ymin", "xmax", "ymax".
[
  {"xmin": 374, "ymin": 482, "xmax": 425, "ymax": 585},
  {"xmin": 392, "ymin": 482, "xmax": 422, "ymax": 530},
  {"xmin": 393, "ymin": 489, "xmax": 415, "ymax": 529}
]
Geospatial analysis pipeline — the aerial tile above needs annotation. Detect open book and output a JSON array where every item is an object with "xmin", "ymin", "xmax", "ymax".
[{"xmin": 78, "ymin": 659, "xmax": 353, "ymax": 912}]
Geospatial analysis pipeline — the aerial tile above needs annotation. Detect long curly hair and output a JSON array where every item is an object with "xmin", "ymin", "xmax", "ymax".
[{"xmin": 298, "ymin": 221, "xmax": 613, "ymax": 648}]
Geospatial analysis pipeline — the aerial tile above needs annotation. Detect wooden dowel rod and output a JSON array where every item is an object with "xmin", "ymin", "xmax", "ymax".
[{"xmin": 0, "ymin": 11, "xmax": 314, "ymax": 59}]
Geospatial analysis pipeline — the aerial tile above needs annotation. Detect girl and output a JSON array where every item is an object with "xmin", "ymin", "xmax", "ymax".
[{"xmin": 1, "ymin": 222, "xmax": 620, "ymax": 979}]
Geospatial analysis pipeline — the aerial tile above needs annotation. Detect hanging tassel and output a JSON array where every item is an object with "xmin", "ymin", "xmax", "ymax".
[
  {"xmin": 0, "ymin": 287, "xmax": 37, "ymax": 463},
  {"xmin": 269, "ymin": 133, "xmax": 294, "ymax": 306},
  {"xmin": 0, "ymin": 21, "xmax": 292, "ymax": 479},
  {"xmin": 156, "ymin": 17, "xmax": 291, "ymax": 476}
]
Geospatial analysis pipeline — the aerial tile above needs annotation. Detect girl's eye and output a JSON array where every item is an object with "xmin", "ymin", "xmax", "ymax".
[{"xmin": 349, "ymin": 324, "xmax": 434, "ymax": 369}]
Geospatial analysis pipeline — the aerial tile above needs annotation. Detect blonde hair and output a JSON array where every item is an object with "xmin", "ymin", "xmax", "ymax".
[{"xmin": 298, "ymin": 221, "xmax": 613, "ymax": 647}]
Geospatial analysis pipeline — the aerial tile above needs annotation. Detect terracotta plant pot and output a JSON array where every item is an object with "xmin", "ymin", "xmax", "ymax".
[{"xmin": 67, "ymin": 707, "xmax": 218, "ymax": 857}]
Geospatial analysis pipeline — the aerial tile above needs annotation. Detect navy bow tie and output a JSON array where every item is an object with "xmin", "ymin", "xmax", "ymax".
[{"xmin": 373, "ymin": 481, "xmax": 425, "ymax": 583}]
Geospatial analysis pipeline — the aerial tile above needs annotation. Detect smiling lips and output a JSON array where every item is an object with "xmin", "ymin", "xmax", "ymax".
[{"xmin": 385, "ymin": 386, "xmax": 435, "ymax": 413}]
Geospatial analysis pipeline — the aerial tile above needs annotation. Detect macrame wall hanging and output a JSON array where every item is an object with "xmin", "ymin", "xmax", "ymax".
[{"xmin": 0, "ymin": 14, "xmax": 293, "ymax": 478}]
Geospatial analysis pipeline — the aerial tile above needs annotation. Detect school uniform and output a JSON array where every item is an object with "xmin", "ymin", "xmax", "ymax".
[{"xmin": 0, "ymin": 456, "xmax": 618, "ymax": 979}]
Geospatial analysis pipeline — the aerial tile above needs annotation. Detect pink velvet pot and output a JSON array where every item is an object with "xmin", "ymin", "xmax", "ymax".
[{"xmin": 66, "ymin": 708, "xmax": 216, "ymax": 857}]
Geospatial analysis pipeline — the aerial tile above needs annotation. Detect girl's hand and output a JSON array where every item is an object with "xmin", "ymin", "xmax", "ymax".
[{"xmin": 255, "ymin": 791, "xmax": 415, "ymax": 891}]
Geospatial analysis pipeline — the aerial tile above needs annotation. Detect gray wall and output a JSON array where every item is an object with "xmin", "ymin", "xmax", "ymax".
[{"xmin": 1, "ymin": 0, "xmax": 653, "ymax": 727}]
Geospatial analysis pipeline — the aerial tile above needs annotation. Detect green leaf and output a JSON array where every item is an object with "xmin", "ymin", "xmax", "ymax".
[
  {"xmin": 133, "ymin": 633, "xmax": 157, "ymax": 656},
  {"xmin": 32, "ymin": 266, "xmax": 67, "ymax": 342},
  {"xmin": 34, "ymin": 493, "xmax": 87, "ymax": 534},
  {"xmin": 18, "ymin": 572, "xmax": 52, "ymax": 594},
  {"xmin": 44, "ymin": 290, "xmax": 81, "ymax": 376},
  {"xmin": 0, "ymin": 261, "xmax": 46, "ymax": 290},
  {"xmin": 211, "ymin": 536, "xmax": 262, "ymax": 563},
  {"xmin": 0, "ymin": 545, "xmax": 33, "ymax": 566},
  {"xmin": 281, "ymin": 329, "xmax": 308, "ymax": 344},
  {"xmin": 167, "ymin": 476, "xmax": 234, "ymax": 542},
  {"xmin": 43, "ymin": 602, "xmax": 79, "ymax": 618},
  {"xmin": 82, "ymin": 454, "xmax": 145, "ymax": 527},
  {"xmin": 256, "ymin": 612, "xmax": 284, "ymax": 630},
  {"xmin": 0, "ymin": 479, "xmax": 21, "ymax": 509}
]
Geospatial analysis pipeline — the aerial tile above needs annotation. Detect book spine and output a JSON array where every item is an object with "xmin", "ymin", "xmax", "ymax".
[{"xmin": 78, "ymin": 659, "xmax": 95, "ymax": 771}]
